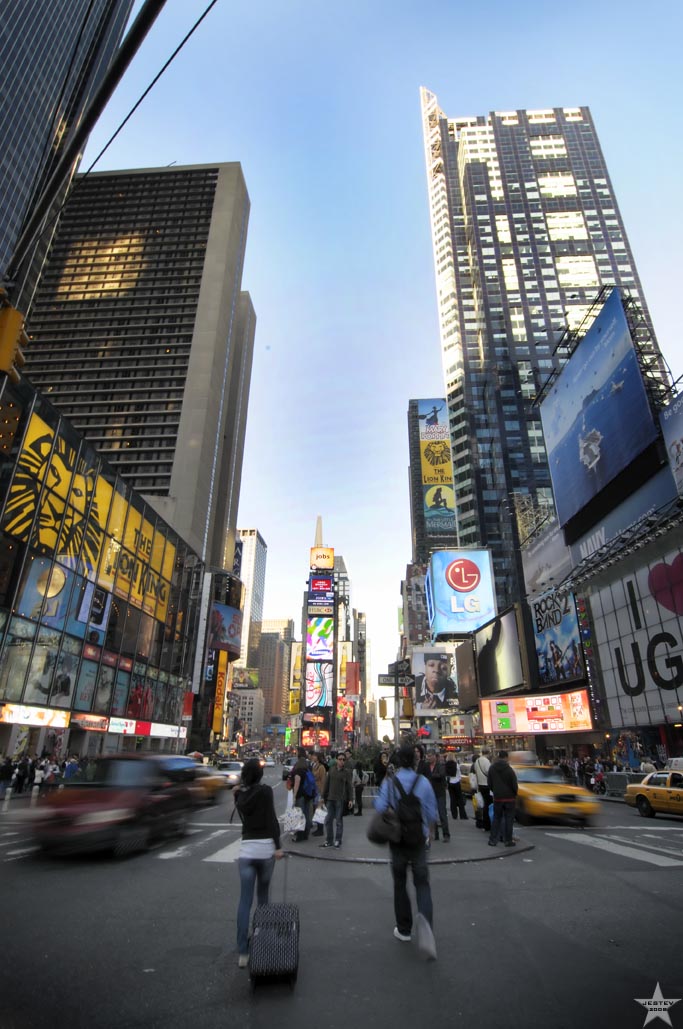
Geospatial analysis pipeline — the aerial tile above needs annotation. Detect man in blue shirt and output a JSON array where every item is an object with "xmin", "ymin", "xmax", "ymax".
[{"xmin": 374, "ymin": 742, "xmax": 438, "ymax": 943}]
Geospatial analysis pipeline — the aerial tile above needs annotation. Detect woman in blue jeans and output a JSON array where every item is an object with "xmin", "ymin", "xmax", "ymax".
[{"xmin": 233, "ymin": 758, "xmax": 284, "ymax": 967}]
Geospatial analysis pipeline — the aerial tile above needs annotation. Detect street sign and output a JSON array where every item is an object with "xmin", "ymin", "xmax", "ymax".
[
  {"xmin": 398, "ymin": 675, "xmax": 415, "ymax": 686},
  {"xmin": 396, "ymin": 659, "xmax": 411, "ymax": 674},
  {"xmin": 377, "ymin": 674, "xmax": 394, "ymax": 686}
]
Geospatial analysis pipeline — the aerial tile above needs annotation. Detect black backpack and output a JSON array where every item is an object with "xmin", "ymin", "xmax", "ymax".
[{"xmin": 393, "ymin": 775, "xmax": 424, "ymax": 847}]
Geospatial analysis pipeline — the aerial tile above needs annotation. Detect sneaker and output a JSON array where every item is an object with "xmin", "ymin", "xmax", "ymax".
[
  {"xmin": 319, "ymin": 842, "xmax": 333, "ymax": 848},
  {"xmin": 488, "ymin": 841, "xmax": 497, "ymax": 847},
  {"xmin": 333, "ymin": 841, "xmax": 341, "ymax": 848},
  {"xmin": 238, "ymin": 954, "xmax": 249, "ymax": 968},
  {"xmin": 393, "ymin": 927, "xmax": 412, "ymax": 942},
  {"xmin": 443, "ymin": 836, "xmax": 451, "ymax": 842},
  {"xmin": 504, "ymin": 841, "xmax": 516, "ymax": 847}
]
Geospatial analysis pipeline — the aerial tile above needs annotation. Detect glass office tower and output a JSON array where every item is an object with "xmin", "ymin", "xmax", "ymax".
[
  {"xmin": 0, "ymin": 0, "xmax": 134, "ymax": 310},
  {"xmin": 420, "ymin": 88, "xmax": 668, "ymax": 609}
]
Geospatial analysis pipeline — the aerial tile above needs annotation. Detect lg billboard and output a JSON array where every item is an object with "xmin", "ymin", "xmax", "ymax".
[{"xmin": 425, "ymin": 550, "xmax": 496, "ymax": 635}]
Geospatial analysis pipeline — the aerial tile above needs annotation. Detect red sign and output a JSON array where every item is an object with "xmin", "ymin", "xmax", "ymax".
[
  {"xmin": 445, "ymin": 558, "xmax": 481, "ymax": 593},
  {"xmin": 135, "ymin": 720, "xmax": 151, "ymax": 736},
  {"xmin": 310, "ymin": 577, "xmax": 332, "ymax": 592}
]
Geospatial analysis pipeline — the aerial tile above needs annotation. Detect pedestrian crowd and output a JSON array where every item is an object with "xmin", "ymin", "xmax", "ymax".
[{"xmin": 0, "ymin": 752, "xmax": 88, "ymax": 797}]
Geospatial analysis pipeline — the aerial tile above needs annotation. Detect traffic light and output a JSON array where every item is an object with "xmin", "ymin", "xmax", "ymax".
[
  {"xmin": 379, "ymin": 698, "xmax": 387, "ymax": 719},
  {"xmin": 402, "ymin": 698, "xmax": 414, "ymax": 718},
  {"xmin": 0, "ymin": 303, "xmax": 27, "ymax": 385}
]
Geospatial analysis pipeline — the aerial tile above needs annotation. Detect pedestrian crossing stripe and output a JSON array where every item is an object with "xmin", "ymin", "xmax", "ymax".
[{"xmin": 546, "ymin": 832, "xmax": 683, "ymax": 867}]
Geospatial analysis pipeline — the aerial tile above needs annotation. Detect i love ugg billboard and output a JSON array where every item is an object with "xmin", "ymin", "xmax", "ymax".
[{"xmin": 591, "ymin": 546, "xmax": 683, "ymax": 728}]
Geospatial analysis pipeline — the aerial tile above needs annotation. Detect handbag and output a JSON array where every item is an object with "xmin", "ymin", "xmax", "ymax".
[
  {"xmin": 312, "ymin": 804, "xmax": 327, "ymax": 826},
  {"xmin": 366, "ymin": 804, "xmax": 401, "ymax": 845},
  {"xmin": 282, "ymin": 806, "xmax": 306, "ymax": 835}
]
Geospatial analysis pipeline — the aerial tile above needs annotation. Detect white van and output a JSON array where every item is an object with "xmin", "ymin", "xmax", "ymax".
[{"xmin": 665, "ymin": 758, "xmax": 683, "ymax": 771}]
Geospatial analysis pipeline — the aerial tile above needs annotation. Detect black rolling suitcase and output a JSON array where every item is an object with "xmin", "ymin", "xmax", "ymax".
[{"xmin": 248, "ymin": 860, "xmax": 299, "ymax": 988}]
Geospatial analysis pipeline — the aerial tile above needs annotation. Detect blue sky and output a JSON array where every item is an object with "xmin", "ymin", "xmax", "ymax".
[{"xmin": 82, "ymin": 0, "xmax": 683, "ymax": 695}]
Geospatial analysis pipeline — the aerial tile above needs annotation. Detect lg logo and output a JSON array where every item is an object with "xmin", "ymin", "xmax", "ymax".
[{"xmin": 445, "ymin": 558, "xmax": 481, "ymax": 593}]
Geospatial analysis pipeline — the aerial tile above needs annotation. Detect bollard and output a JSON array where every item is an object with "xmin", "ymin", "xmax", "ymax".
[{"xmin": 2, "ymin": 787, "xmax": 13, "ymax": 812}]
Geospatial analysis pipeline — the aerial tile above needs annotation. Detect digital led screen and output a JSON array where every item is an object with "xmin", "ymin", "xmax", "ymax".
[
  {"xmin": 454, "ymin": 640, "xmax": 478, "ymax": 711},
  {"xmin": 480, "ymin": 689, "xmax": 592, "ymax": 734},
  {"xmin": 474, "ymin": 608, "xmax": 525, "ymax": 697},
  {"xmin": 305, "ymin": 662, "xmax": 333, "ymax": 707},
  {"xmin": 540, "ymin": 289, "xmax": 658, "ymax": 527},
  {"xmin": 306, "ymin": 616, "xmax": 334, "ymax": 661},
  {"xmin": 208, "ymin": 603, "xmax": 243, "ymax": 656}
]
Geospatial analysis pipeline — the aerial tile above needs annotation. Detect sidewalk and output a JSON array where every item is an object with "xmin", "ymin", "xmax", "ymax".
[{"xmin": 284, "ymin": 804, "xmax": 535, "ymax": 864}]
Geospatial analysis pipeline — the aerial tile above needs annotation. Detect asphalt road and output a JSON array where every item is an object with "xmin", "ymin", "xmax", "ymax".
[{"xmin": 2, "ymin": 769, "xmax": 682, "ymax": 1029}]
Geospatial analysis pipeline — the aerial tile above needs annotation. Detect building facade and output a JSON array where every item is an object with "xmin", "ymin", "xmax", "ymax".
[
  {"xmin": 420, "ymin": 89, "xmax": 669, "ymax": 611},
  {"xmin": 24, "ymin": 163, "xmax": 255, "ymax": 569},
  {"xmin": 0, "ymin": 0, "xmax": 134, "ymax": 311},
  {"xmin": 260, "ymin": 618, "xmax": 295, "ymax": 724},
  {"xmin": 235, "ymin": 529, "xmax": 267, "ymax": 669},
  {"xmin": 0, "ymin": 373, "xmax": 203, "ymax": 759}
]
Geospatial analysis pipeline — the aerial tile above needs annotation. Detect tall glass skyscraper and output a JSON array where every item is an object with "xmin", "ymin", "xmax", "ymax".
[
  {"xmin": 420, "ymin": 88, "xmax": 669, "ymax": 609},
  {"xmin": 0, "ymin": 0, "xmax": 134, "ymax": 310}
]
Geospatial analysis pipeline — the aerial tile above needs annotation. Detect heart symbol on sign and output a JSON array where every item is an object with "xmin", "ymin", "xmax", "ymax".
[{"xmin": 648, "ymin": 554, "xmax": 683, "ymax": 615}]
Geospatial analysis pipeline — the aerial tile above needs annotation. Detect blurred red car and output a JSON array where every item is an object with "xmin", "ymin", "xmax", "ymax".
[{"xmin": 32, "ymin": 754, "xmax": 197, "ymax": 858}]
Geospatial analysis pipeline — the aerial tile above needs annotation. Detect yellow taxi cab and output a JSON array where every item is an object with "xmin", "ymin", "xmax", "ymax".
[
  {"xmin": 192, "ymin": 765, "xmax": 228, "ymax": 804},
  {"xmin": 513, "ymin": 765, "xmax": 601, "ymax": 826},
  {"xmin": 624, "ymin": 770, "xmax": 683, "ymax": 818}
]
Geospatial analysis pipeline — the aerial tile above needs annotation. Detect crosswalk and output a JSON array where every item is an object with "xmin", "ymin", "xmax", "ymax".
[{"xmin": 545, "ymin": 825, "xmax": 683, "ymax": 867}]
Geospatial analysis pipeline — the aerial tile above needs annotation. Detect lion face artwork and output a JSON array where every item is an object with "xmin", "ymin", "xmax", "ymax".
[{"xmin": 3, "ymin": 415, "xmax": 103, "ymax": 577}]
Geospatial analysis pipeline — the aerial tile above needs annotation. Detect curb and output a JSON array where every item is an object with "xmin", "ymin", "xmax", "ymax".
[{"xmin": 283, "ymin": 841, "xmax": 535, "ymax": 865}]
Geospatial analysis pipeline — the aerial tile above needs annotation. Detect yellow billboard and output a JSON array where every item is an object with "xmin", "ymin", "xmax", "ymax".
[
  {"xmin": 3, "ymin": 412, "xmax": 175, "ymax": 622},
  {"xmin": 420, "ymin": 439, "xmax": 455, "ymax": 485},
  {"xmin": 310, "ymin": 546, "xmax": 334, "ymax": 570}
]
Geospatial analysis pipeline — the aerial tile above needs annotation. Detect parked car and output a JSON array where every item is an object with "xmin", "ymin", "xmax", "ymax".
[
  {"xmin": 32, "ymin": 754, "xmax": 196, "ymax": 858},
  {"xmin": 513, "ymin": 765, "xmax": 600, "ymax": 826},
  {"xmin": 215, "ymin": 760, "xmax": 244, "ymax": 789},
  {"xmin": 625, "ymin": 770, "xmax": 683, "ymax": 818}
]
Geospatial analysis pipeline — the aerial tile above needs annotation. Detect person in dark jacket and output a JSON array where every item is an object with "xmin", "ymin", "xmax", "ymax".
[
  {"xmin": 233, "ymin": 758, "xmax": 283, "ymax": 967},
  {"xmin": 487, "ymin": 751, "xmax": 518, "ymax": 848},
  {"xmin": 425, "ymin": 750, "xmax": 450, "ymax": 842},
  {"xmin": 321, "ymin": 753, "xmax": 353, "ymax": 848}
]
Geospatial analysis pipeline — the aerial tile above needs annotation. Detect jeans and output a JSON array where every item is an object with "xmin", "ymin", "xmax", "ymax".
[
  {"xmin": 448, "ymin": 782, "xmax": 468, "ymax": 819},
  {"xmin": 389, "ymin": 841, "xmax": 433, "ymax": 936},
  {"xmin": 478, "ymin": 785, "xmax": 492, "ymax": 830},
  {"xmin": 433, "ymin": 792, "xmax": 450, "ymax": 839},
  {"xmin": 489, "ymin": 800, "xmax": 515, "ymax": 845},
  {"xmin": 354, "ymin": 783, "xmax": 363, "ymax": 814},
  {"xmin": 295, "ymin": 795, "xmax": 312, "ymax": 838},
  {"xmin": 324, "ymin": 798, "xmax": 345, "ymax": 843},
  {"xmin": 236, "ymin": 856, "xmax": 275, "ymax": 954}
]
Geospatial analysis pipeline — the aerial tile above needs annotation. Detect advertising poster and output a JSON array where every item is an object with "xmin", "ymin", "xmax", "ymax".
[
  {"xmin": 306, "ymin": 616, "xmax": 334, "ymax": 661},
  {"xmin": 590, "ymin": 543, "xmax": 683, "ymax": 728},
  {"xmin": 111, "ymin": 668, "xmax": 131, "ymax": 716},
  {"xmin": 480, "ymin": 689, "xmax": 593, "ymax": 734},
  {"xmin": 540, "ymin": 289, "xmax": 658, "ymax": 527},
  {"xmin": 92, "ymin": 664, "xmax": 116, "ymax": 715},
  {"xmin": 73, "ymin": 660, "xmax": 98, "ymax": 712},
  {"xmin": 337, "ymin": 697, "xmax": 354, "ymax": 732},
  {"xmin": 412, "ymin": 645, "xmax": 458, "ymax": 716},
  {"xmin": 420, "ymin": 439, "xmax": 454, "ymax": 485},
  {"xmin": 659, "ymin": 394, "xmax": 683, "ymax": 496},
  {"xmin": 417, "ymin": 400, "xmax": 457, "ymax": 535},
  {"xmin": 531, "ymin": 591, "xmax": 585, "ymax": 686},
  {"xmin": 305, "ymin": 662, "xmax": 333, "ymax": 707},
  {"xmin": 207, "ymin": 603, "xmax": 243, "ymax": 656},
  {"xmin": 426, "ymin": 549, "xmax": 496, "ymax": 635},
  {"xmin": 475, "ymin": 608, "xmax": 525, "ymax": 697}
]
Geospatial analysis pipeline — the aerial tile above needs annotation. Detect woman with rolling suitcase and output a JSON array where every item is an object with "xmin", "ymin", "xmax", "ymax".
[{"xmin": 233, "ymin": 758, "xmax": 284, "ymax": 968}]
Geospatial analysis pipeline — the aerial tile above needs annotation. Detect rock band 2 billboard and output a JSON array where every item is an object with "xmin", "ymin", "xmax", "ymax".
[
  {"xmin": 417, "ymin": 399, "xmax": 456, "ymax": 536},
  {"xmin": 540, "ymin": 288, "xmax": 659, "ymax": 529}
]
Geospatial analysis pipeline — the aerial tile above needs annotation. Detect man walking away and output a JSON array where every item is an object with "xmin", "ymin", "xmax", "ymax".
[
  {"xmin": 374, "ymin": 743, "xmax": 438, "ymax": 947},
  {"xmin": 291, "ymin": 747, "xmax": 312, "ymax": 842},
  {"xmin": 487, "ymin": 751, "xmax": 518, "ymax": 848},
  {"xmin": 321, "ymin": 753, "xmax": 353, "ymax": 848}
]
